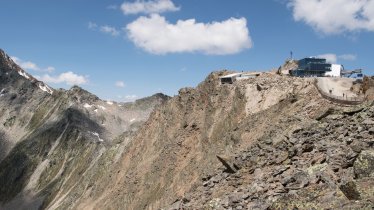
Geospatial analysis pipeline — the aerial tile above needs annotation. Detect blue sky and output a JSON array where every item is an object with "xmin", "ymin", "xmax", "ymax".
[{"xmin": 1, "ymin": 0, "xmax": 373, "ymax": 101}]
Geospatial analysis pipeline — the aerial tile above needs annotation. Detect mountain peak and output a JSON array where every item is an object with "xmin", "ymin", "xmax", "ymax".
[
  {"xmin": 0, "ymin": 48, "xmax": 17, "ymax": 70},
  {"xmin": 0, "ymin": 49, "xmax": 54, "ymax": 95},
  {"xmin": 68, "ymin": 85, "xmax": 99, "ymax": 103}
]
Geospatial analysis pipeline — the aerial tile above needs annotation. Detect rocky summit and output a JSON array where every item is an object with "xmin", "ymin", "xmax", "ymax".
[{"xmin": 0, "ymin": 48, "xmax": 373, "ymax": 210}]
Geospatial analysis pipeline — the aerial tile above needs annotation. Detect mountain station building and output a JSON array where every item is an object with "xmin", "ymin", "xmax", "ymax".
[{"xmin": 290, "ymin": 57, "xmax": 343, "ymax": 77}]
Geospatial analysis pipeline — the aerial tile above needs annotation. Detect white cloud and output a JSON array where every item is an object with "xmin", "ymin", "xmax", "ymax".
[
  {"xmin": 89, "ymin": 22, "xmax": 121, "ymax": 37},
  {"xmin": 19, "ymin": 61, "xmax": 39, "ymax": 71},
  {"xmin": 100, "ymin": 25, "xmax": 120, "ymax": 36},
  {"xmin": 121, "ymin": 0, "xmax": 180, "ymax": 15},
  {"xmin": 11, "ymin": 56, "xmax": 55, "ymax": 72},
  {"xmin": 45, "ymin": 66, "xmax": 55, "ymax": 72},
  {"xmin": 88, "ymin": 21, "xmax": 98, "ymax": 29},
  {"xmin": 11, "ymin": 56, "xmax": 86, "ymax": 86},
  {"xmin": 126, "ymin": 14, "xmax": 252, "ymax": 55},
  {"xmin": 288, "ymin": 0, "xmax": 374, "ymax": 34},
  {"xmin": 316, "ymin": 53, "xmax": 358, "ymax": 63},
  {"xmin": 316, "ymin": 54, "xmax": 338, "ymax": 63},
  {"xmin": 115, "ymin": 81, "xmax": 126, "ymax": 88},
  {"xmin": 36, "ymin": 71, "xmax": 88, "ymax": 86},
  {"xmin": 11, "ymin": 56, "xmax": 39, "ymax": 71}
]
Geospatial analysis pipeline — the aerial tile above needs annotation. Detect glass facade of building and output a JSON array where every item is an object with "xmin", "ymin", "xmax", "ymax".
[{"xmin": 291, "ymin": 58, "xmax": 332, "ymax": 77}]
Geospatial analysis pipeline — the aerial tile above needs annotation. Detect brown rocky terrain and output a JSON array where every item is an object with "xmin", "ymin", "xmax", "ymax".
[
  {"xmin": 183, "ymin": 104, "xmax": 374, "ymax": 209},
  {"xmin": 1, "ymin": 47, "xmax": 373, "ymax": 209},
  {"xmin": 76, "ymin": 72, "xmax": 373, "ymax": 209},
  {"xmin": 277, "ymin": 59, "xmax": 298, "ymax": 75},
  {"xmin": 363, "ymin": 76, "xmax": 374, "ymax": 100}
]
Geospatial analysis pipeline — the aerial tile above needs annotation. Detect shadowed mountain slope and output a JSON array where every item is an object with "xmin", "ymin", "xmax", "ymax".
[{"xmin": 0, "ymin": 49, "xmax": 170, "ymax": 210}]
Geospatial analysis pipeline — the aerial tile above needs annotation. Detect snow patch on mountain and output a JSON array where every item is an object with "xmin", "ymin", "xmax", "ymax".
[
  {"xmin": 84, "ymin": 103, "xmax": 92, "ymax": 108},
  {"xmin": 18, "ymin": 70, "xmax": 30, "ymax": 80},
  {"xmin": 0, "ymin": 89, "xmax": 5, "ymax": 97},
  {"xmin": 89, "ymin": 131, "xmax": 104, "ymax": 142},
  {"xmin": 38, "ymin": 83, "xmax": 53, "ymax": 95}
]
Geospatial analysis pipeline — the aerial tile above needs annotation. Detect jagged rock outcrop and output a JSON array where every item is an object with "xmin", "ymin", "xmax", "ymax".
[
  {"xmin": 179, "ymin": 104, "xmax": 374, "ymax": 209},
  {"xmin": 354, "ymin": 150, "xmax": 374, "ymax": 179},
  {"xmin": 277, "ymin": 59, "xmax": 298, "ymax": 75},
  {"xmin": 363, "ymin": 76, "xmax": 374, "ymax": 100}
]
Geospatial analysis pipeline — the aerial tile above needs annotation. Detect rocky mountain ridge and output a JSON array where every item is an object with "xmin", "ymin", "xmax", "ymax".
[
  {"xmin": 0, "ymin": 49, "xmax": 53, "ymax": 94},
  {"xmin": 0, "ymin": 49, "xmax": 169, "ymax": 210},
  {"xmin": 84, "ymin": 72, "xmax": 373, "ymax": 210},
  {"xmin": 0, "ymin": 48, "xmax": 373, "ymax": 209}
]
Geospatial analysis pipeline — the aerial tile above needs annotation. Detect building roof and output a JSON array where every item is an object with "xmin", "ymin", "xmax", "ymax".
[
  {"xmin": 219, "ymin": 72, "xmax": 262, "ymax": 79},
  {"xmin": 219, "ymin": 73, "xmax": 242, "ymax": 79}
]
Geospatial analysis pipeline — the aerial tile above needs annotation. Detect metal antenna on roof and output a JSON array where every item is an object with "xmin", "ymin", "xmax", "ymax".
[{"xmin": 290, "ymin": 51, "xmax": 293, "ymax": 60}]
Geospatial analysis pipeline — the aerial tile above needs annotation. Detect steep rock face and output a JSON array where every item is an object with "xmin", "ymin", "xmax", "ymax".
[
  {"xmin": 363, "ymin": 76, "xmax": 374, "ymax": 100},
  {"xmin": 181, "ymin": 104, "xmax": 374, "ymax": 209},
  {"xmin": 0, "ymin": 49, "xmax": 55, "ymax": 161},
  {"xmin": 0, "ymin": 49, "xmax": 170, "ymax": 210},
  {"xmin": 277, "ymin": 59, "xmax": 298, "ymax": 75},
  {"xmin": 81, "ymin": 72, "xmax": 347, "ymax": 209}
]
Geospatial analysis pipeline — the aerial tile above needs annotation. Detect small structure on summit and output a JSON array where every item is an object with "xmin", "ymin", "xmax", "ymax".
[
  {"xmin": 289, "ymin": 57, "xmax": 363, "ymax": 78},
  {"xmin": 220, "ymin": 72, "xmax": 261, "ymax": 84},
  {"xmin": 220, "ymin": 73, "xmax": 242, "ymax": 84}
]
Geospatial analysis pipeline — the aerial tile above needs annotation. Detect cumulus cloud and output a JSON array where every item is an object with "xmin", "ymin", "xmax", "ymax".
[
  {"xmin": 89, "ymin": 22, "xmax": 121, "ymax": 36},
  {"xmin": 11, "ymin": 56, "xmax": 86, "ymax": 86},
  {"xmin": 288, "ymin": 0, "xmax": 374, "ymax": 34},
  {"xmin": 11, "ymin": 56, "xmax": 55, "ymax": 72},
  {"xmin": 316, "ymin": 53, "xmax": 357, "ymax": 63},
  {"xmin": 316, "ymin": 54, "xmax": 338, "ymax": 63},
  {"xmin": 115, "ymin": 81, "xmax": 126, "ymax": 88},
  {"xmin": 88, "ymin": 21, "xmax": 98, "ymax": 29},
  {"xmin": 45, "ymin": 66, "xmax": 55, "ymax": 72},
  {"xmin": 126, "ymin": 14, "xmax": 252, "ymax": 55},
  {"xmin": 36, "ymin": 72, "xmax": 88, "ymax": 86},
  {"xmin": 100, "ymin": 25, "xmax": 120, "ymax": 36},
  {"xmin": 121, "ymin": 0, "xmax": 180, "ymax": 15}
]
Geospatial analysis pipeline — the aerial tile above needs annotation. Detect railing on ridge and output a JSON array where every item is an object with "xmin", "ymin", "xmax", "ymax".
[{"xmin": 313, "ymin": 79, "xmax": 365, "ymax": 105}]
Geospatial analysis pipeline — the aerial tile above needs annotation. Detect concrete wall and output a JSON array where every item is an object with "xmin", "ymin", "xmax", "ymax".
[{"xmin": 325, "ymin": 64, "xmax": 342, "ymax": 77}]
